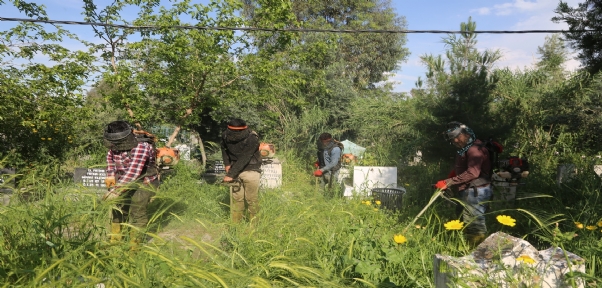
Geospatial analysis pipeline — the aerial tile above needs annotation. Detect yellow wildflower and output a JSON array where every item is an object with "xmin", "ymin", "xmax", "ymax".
[
  {"xmin": 586, "ymin": 225, "xmax": 596, "ymax": 231},
  {"xmin": 597, "ymin": 220, "xmax": 602, "ymax": 228},
  {"xmin": 375, "ymin": 200, "xmax": 381, "ymax": 205},
  {"xmin": 405, "ymin": 183, "xmax": 410, "ymax": 187},
  {"xmin": 497, "ymin": 215, "xmax": 516, "ymax": 227},
  {"xmin": 516, "ymin": 255, "xmax": 536, "ymax": 264},
  {"xmin": 415, "ymin": 225, "xmax": 421, "ymax": 229},
  {"xmin": 365, "ymin": 201, "xmax": 371, "ymax": 206},
  {"xmin": 374, "ymin": 208, "xmax": 379, "ymax": 211},
  {"xmin": 444, "ymin": 220, "xmax": 464, "ymax": 230},
  {"xmin": 41, "ymin": 138, "xmax": 46, "ymax": 141},
  {"xmin": 47, "ymin": 138, "xmax": 52, "ymax": 141},
  {"xmin": 32, "ymin": 129, "xmax": 37, "ymax": 133},
  {"xmin": 575, "ymin": 222, "xmax": 584, "ymax": 229},
  {"xmin": 393, "ymin": 234, "xmax": 407, "ymax": 244}
]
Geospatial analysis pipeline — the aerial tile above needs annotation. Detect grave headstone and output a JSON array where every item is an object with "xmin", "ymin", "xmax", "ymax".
[
  {"xmin": 0, "ymin": 168, "xmax": 16, "ymax": 206},
  {"xmin": 434, "ymin": 232, "xmax": 585, "ymax": 288},
  {"xmin": 73, "ymin": 167, "xmax": 107, "ymax": 188},
  {"xmin": 349, "ymin": 166, "xmax": 397, "ymax": 197},
  {"xmin": 260, "ymin": 158, "xmax": 282, "ymax": 189}
]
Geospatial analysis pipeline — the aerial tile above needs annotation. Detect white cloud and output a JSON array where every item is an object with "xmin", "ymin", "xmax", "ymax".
[
  {"xmin": 473, "ymin": 0, "xmax": 582, "ymax": 17},
  {"xmin": 472, "ymin": 7, "xmax": 491, "ymax": 15}
]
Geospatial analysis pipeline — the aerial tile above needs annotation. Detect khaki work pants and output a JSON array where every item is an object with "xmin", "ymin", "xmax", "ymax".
[{"xmin": 230, "ymin": 170, "xmax": 261, "ymax": 222}]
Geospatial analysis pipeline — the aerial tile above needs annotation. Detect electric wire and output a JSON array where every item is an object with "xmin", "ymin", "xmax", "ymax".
[{"xmin": 0, "ymin": 16, "xmax": 595, "ymax": 34}]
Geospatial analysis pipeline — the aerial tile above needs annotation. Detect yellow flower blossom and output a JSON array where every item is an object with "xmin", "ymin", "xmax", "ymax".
[
  {"xmin": 415, "ymin": 225, "xmax": 421, "ymax": 229},
  {"xmin": 373, "ymin": 208, "xmax": 379, "ymax": 211},
  {"xmin": 575, "ymin": 222, "xmax": 584, "ymax": 229},
  {"xmin": 375, "ymin": 200, "xmax": 381, "ymax": 205},
  {"xmin": 597, "ymin": 220, "xmax": 602, "ymax": 228},
  {"xmin": 365, "ymin": 201, "xmax": 371, "ymax": 206},
  {"xmin": 444, "ymin": 220, "xmax": 464, "ymax": 230},
  {"xmin": 47, "ymin": 138, "xmax": 52, "ymax": 141},
  {"xmin": 497, "ymin": 215, "xmax": 516, "ymax": 227},
  {"xmin": 586, "ymin": 225, "xmax": 596, "ymax": 231},
  {"xmin": 393, "ymin": 234, "xmax": 407, "ymax": 244},
  {"xmin": 41, "ymin": 138, "xmax": 46, "ymax": 141},
  {"xmin": 405, "ymin": 183, "xmax": 410, "ymax": 187},
  {"xmin": 516, "ymin": 255, "xmax": 536, "ymax": 264}
]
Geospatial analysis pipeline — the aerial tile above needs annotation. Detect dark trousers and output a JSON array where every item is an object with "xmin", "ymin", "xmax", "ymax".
[{"xmin": 112, "ymin": 179, "xmax": 158, "ymax": 228}]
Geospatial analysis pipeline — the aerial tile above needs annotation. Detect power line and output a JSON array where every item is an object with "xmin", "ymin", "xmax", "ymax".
[{"xmin": 0, "ymin": 16, "xmax": 593, "ymax": 34}]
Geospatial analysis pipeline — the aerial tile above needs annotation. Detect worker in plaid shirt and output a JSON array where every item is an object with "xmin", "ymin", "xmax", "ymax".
[{"xmin": 103, "ymin": 120, "xmax": 159, "ymax": 246}]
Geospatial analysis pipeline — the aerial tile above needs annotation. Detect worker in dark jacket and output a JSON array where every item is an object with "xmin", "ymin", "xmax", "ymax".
[
  {"xmin": 221, "ymin": 119, "xmax": 262, "ymax": 223},
  {"xmin": 434, "ymin": 122, "xmax": 492, "ymax": 245}
]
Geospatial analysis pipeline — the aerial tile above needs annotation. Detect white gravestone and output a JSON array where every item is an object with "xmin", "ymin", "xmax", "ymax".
[
  {"xmin": 434, "ymin": 232, "xmax": 585, "ymax": 288},
  {"xmin": 349, "ymin": 166, "xmax": 397, "ymax": 197},
  {"xmin": 260, "ymin": 158, "xmax": 282, "ymax": 189}
]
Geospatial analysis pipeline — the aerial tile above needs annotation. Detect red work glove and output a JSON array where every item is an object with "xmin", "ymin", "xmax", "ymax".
[
  {"xmin": 434, "ymin": 180, "xmax": 448, "ymax": 190},
  {"xmin": 313, "ymin": 170, "xmax": 323, "ymax": 177},
  {"xmin": 314, "ymin": 161, "xmax": 320, "ymax": 168},
  {"xmin": 448, "ymin": 170, "xmax": 456, "ymax": 178}
]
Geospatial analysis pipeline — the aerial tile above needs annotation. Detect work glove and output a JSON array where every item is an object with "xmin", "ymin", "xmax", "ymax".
[
  {"xmin": 447, "ymin": 170, "xmax": 456, "ymax": 178},
  {"xmin": 103, "ymin": 189, "xmax": 120, "ymax": 201},
  {"xmin": 434, "ymin": 180, "xmax": 448, "ymax": 190},
  {"xmin": 314, "ymin": 161, "xmax": 320, "ymax": 168},
  {"xmin": 313, "ymin": 170, "xmax": 323, "ymax": 177},
  {"xmin": 105, "ymin": 176, "xmax": 116, "ymax": 188}
]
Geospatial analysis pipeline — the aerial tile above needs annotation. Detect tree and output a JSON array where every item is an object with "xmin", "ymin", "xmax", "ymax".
[
  {"xmin": 0, "ymin": 0, "xmax": 96, "ymax": 166},
  {"xmin": 553, "ymin": 0, "xmax": 602, "ymax": 73},
  {"xmin": 412, "ymin": 17, "xmax": 504, "ymax": 162},
  {"xmin": 536, "ymin": 34, "xmax": 568, "ymax": 73}
]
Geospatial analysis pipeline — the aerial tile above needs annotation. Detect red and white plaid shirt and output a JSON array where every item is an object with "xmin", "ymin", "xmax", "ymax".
[{"xmin": 106, "ymin": 142, "xmax": 158, "ymax": 186}]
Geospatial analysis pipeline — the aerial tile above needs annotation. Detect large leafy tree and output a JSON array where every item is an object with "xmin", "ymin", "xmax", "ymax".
[
  {"xmin": 412, "ymin": 18, "xmax": 504, "ymax": 162},
  {"xmin": 0, "ymin": 0, "xmax": 96, "ymax": 166},
  {"xmin": 241, "ymin": 0, "xmax": 409, "ymax": 151},
  {"xmin": 553, "ymin": 0, "xmax": 602, "ymax": 73}
]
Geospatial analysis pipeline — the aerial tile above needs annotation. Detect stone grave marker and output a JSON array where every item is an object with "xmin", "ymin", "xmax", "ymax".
[
  {"xmin": 434, "ymin": 232, "xmax": 585, "ymax": 288},
  {"xmin": 1, "ymin": 168, "xmax": 16, "ymax": 206},
  {"xmin": 260, "ymin": 158, "xmax": 282, "ymax": 189},
  {"xmin": 73, "ymin": 167, "xmax": 107, "ymax": 189}
]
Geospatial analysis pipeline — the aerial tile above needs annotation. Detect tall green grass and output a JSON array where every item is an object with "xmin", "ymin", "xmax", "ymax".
[{"xmin": 0, "ymin": 155, "xmax": 600, "ymax": 287}]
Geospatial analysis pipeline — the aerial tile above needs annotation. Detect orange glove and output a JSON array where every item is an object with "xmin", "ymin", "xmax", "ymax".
[
  {"xmin": 105, "ymin": 176, "xmax": 116, "ymax": 188},
  {"xmin": 314, "ymin": 161, "xmax": 320, "ymax": 168},
  {"xmin": 448, "ymin": 170, "xmax": 456, "ymax": 178},
  {"xmin": 313, "ymin": 170, "xmax": 323, "ymax": 177},
  {"xmin": 435, "ymin": 180, "xmax": 448, "ymax": 190}
]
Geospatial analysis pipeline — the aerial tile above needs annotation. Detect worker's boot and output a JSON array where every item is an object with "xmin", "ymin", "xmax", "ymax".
[
  {"xmin": 129, "ymin": 231, "xmax": 141, "ymax": 251},
  {"xmin": 232, "ymin": 211, "xmax": 243, "ymax": 223},
  {"xmin": 249, "ymin": 213, "xmax": 258, "ymax": 227},
  {"xmin": 466, "ymin": 233, "xmax": 486, "ymax": 247},
  {"xmin": 109, "ymin": 223, "xmax": 122, "ymax": 243}
]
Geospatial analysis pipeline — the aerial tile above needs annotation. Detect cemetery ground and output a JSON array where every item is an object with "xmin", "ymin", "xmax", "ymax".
[{"xmin": 1, "ymin": 153, "xmax": 601, "ymax": 287}]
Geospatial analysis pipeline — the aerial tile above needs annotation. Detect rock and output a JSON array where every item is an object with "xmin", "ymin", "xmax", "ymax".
[{"xmin": 434, "ymin": 232, "xmax": 585, "ymax": 288}]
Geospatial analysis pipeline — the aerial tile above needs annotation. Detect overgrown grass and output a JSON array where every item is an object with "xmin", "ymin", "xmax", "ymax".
[{"xmin": 0, "ymin": 155, "xmax": 600, "ymax": 287}]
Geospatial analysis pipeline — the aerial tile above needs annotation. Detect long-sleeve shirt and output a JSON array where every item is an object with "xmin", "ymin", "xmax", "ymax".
[
  {"xmin": 106, "ymin": 142, "xmax": 158, "ymax": 186},
  {"xmin": 321, "ymin": 146, "xmax": 341, "ymax": 172},
  {"xmin": 447, "ymin": 139, "xmax": 491, "ymax": 191},
  {"xmin": 221, "ymin": 131, "xmax": 261, "ymax": 178}
]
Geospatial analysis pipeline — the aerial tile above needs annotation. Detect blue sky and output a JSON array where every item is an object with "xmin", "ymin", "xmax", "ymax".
[{"xmin": 1, "ymin": 0, "xmax": 581, "ymax": 92}]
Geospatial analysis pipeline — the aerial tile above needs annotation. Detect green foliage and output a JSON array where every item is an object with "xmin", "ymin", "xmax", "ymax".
[
  {"xmin": 412, "ymin": 17, "xmax": 505, "ymax": 162},
  {"xmin": 553, "ymin": 0, "xmax": 602, "ymax": 74}
]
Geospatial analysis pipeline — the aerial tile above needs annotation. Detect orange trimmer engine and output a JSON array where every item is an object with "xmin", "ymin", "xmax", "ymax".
[{"xmin": 156, "ymin": 147, "xmax": 180, "ymax": 167}]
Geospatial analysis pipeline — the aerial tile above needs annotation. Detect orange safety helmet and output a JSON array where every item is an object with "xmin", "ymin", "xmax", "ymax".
[{"xmin": 156, "ymin": 147, "xmax": 180, "ymax": 166}]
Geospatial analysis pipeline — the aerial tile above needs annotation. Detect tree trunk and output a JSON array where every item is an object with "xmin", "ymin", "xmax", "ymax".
[{"xmin": 166, "ymin": 125, "xmax": 181, "ymax": 148}]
